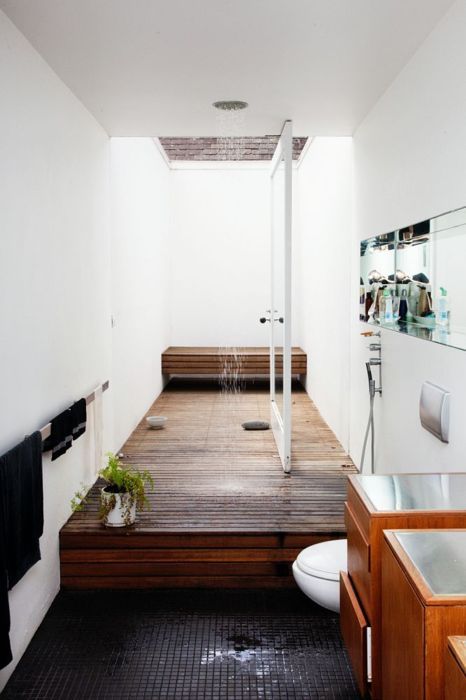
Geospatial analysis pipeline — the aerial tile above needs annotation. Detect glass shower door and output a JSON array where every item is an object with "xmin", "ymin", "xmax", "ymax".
[{"xmin": 270, "ymin": 120, "xmax": 292, "ymax": 473}]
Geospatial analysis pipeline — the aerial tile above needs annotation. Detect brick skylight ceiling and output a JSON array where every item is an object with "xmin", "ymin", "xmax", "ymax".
[{"xmin": 158, "ymin": 136, "xmax": 308, "ymax": 161}]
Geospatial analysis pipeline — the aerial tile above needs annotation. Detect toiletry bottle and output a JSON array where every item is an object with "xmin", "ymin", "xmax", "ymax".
[
  {"xmin": 418, "ymin": 287, "xmax": 429, "ymax": 317},
  {"xmin": 360, "ymin": 282, "xmax": 366, "ymax": 321},
  {"xmin": 376, "ymin": 287, "xmax": 384, "ymax": 322},
  {"xmin": 438, "ymin": 287, "xmax": 449, "ymax": 327},
  {"xmin": 391, "ymin": 288, "xmax": 400, "ymax": 321},
  {"xmin": 383, "ymin": 288, "xmax": 393, "ymax": 324},
  {"xmin": 399, "ymin": 288, "xmax": 408, "ymax": 322},
  {"xmin": 365, "ymin": 291, "xmax": 373, "ymax": 320},
  {"xmin": 408, "ymin": 281, "xmax": 419, "ymax": 319}
]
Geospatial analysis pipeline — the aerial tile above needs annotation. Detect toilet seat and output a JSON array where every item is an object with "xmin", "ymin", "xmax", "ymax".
[{"xmin": 296, "ymin": 539, "xmax": 347, "ymax": 582}]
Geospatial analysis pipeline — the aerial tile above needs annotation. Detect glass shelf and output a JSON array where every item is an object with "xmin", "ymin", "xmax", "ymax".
[{"xmin": 362, "ymin": 318, "xmax": 466, "ymax": 351}]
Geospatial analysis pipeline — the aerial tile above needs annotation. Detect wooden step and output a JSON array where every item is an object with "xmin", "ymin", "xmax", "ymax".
[{"xmin": 59, "ymin": 531, "xmax": 340, "ymax": 589}]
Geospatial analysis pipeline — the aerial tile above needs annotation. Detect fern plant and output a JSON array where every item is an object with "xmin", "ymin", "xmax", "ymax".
[
  {"xmin": 71, "ymin": 483, "xmax": 90, "ymax": 512},
  {"xmin": 99, "ymin": 452, "xmax": 154, "ymax": 525}
]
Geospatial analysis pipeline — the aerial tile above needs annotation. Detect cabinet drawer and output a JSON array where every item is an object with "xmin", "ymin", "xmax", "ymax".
[
  {"xmin": 345, "ymin": 503, "xmax": 371, "ymax": 620},
  {"xmin": 340, "ymin": 571, "xmax": 370, "ymax": 698},
  {"xmin": 347, "ymin": 480, "xmax": 371, "ymax": 540}
]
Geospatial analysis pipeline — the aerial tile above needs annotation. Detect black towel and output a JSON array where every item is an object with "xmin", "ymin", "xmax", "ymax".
[
  {"xmin": 0, "ymin": 539, "xmax": 12, "ymax": 670},
  {"xmin": 42, "ymin": 408, "xmax": 72, "ymax": 460},
  {"xmin": 71, "ymin": 399, "xmax": 87, "ymax": 441},
  {"xmin": 0, "ymin": 432, "xmax": 44, "ymax": 589},
  {"xmin": 0, "ymin": 432, "xmax": 44, "ymax": 669}
]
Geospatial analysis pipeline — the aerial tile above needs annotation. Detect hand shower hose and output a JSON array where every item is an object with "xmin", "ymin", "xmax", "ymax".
[{"xmin": 360, "ymin": 362, "xmax": 376, "ymax": 473}]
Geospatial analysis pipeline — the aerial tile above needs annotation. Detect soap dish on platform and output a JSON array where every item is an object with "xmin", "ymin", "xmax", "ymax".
[{"xmin": 146, "ymin": 416, "xmax": 167, "ymax": 429}]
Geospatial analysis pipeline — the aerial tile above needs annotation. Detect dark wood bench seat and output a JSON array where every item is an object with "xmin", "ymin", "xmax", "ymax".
[{"xmin": 162, "ymin": 346, "xmax": 307, "ymax": 376}]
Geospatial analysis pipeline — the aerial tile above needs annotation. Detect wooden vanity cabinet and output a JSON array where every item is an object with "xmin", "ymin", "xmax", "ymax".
[
  {"xmin": 446, "ymin": 637, "xmax": 466, "ymax": 700},
  {"xmin": 340, "ymin": 474, "xmax": 466, "ymax": 699},
  {"xmin": 381, "ymin": 531, "xmax": 466, "ymax": 700}
]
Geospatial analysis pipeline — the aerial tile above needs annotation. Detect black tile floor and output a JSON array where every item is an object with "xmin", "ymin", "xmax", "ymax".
[{"xmin": 2, "ymin": 589, "xmax": 359, "ymax": 700}]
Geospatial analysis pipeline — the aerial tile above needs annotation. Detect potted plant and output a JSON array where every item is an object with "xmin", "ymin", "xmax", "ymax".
[{"xmin": 99, "ymin": 452, "xmax": 154, "ymax": 527}]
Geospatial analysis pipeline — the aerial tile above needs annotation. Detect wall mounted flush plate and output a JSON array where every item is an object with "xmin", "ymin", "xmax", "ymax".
[{"xmin": 420, "ymin": 381, "xmax": 450, "ymax": 443}]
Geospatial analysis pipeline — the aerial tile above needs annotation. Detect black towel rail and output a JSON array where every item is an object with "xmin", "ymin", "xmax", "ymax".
[{"xmin": 39, "ymin": 380, "xmax": 109, "ymax": 441}]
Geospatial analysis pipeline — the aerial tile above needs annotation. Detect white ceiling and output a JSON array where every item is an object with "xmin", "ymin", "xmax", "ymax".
[{"xmin": 0, "ymin": 0, "xmax": 455, "ymax": 137}]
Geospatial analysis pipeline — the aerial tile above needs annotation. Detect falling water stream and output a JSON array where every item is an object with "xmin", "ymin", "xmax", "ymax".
[
  {"xmin": 217, "ymin": 346, "xmax": 246, "ymax": 491},
  {"xmin": 214, "ymin": 106, "xmax": 247, "ymax": 488},
  {"xmin": 216, "ymin": 106, "xmax": 247, "ymax": 161}
]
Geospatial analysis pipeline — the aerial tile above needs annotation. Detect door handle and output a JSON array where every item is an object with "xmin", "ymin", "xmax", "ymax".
[{"xmin": 259, "ymin": 316, "xmax": 284, "ymax": 324}]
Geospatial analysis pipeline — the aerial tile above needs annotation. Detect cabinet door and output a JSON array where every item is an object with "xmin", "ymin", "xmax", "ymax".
[
  {"xmin": 425, "ymin": 608, "xmax": 466, "ymax": 700},
  {"xmin": 445, "ymin": 645, "xmax": 466, "ymax": 700},
  {"xmin": 345, "ymin": 503, "xmax": 371, "ymax": 619},
  {"xmin": 381, "ymin": 541, "xmax": 424, "ymax": 700},
  {"xmin": 340, "ymin": 571, "xmax": 369, "ymax": 698}
]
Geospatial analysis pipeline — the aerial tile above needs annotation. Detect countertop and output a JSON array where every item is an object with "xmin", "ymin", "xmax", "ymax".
[{"xmin": 354, "ymin": 473, "xmax": 466, "ymax": 512}]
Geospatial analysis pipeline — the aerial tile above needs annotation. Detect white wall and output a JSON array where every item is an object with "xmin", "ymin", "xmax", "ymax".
[
  {"xmin": 110, "ymin": 139, "xmax": 171, "ymax": 450},
  {"xmin": 169, "ymin": 167, "xmax": 270, "ymax": 347},
  {"xmin": 295, "ymin": 139, "xmax": 353, "ymax": 450},
  {"xmin": 351, "ymin": 0, "xmax": 466, "ymax": 473},
  {"xmin": 4, "ymin": 0, "xmax": 466, "ymax": 687},
  {"xmin": 0, "ymin": 10, "xmax": 111, "ymax": 688}
]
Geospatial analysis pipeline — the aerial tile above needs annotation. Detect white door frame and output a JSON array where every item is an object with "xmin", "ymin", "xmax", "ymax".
[{"xmin": 269, "ymin": 120, "xmax": 292, "ymax": 473}]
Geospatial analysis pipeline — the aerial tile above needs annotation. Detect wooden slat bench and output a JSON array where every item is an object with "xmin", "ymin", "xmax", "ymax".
[{"xmin": 162, "ymin": 346, "xmax": 307, "ymax": 376}]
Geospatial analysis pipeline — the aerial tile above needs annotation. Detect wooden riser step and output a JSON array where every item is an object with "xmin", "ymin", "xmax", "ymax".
[{"xmin": 60, "ymin": 532, "xmax": 342, "ymax": 590}]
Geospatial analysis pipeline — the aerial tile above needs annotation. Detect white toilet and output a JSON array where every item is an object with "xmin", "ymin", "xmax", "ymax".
[{"xmin": 292, "ymin": 539, "xmax": 347, "ymax": 613}]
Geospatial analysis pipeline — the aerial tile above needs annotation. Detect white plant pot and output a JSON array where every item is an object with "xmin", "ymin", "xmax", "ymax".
[{"xmin": 101, "ymin": 487, "xmax": 136, "ymax": 527}]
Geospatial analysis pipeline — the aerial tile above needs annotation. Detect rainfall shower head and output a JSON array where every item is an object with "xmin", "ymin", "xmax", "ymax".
[{"xmin": 213, "ymin": 100, "xmax": 248, "ymax": 111}]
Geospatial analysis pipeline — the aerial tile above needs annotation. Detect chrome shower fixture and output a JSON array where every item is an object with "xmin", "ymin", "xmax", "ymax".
[{"xmin": 361, "ymin": 335, "xmax": 382, "ymax": 474}]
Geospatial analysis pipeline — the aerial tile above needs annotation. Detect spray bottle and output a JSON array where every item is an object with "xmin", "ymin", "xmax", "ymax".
[{"xmin": 383, "ymin": 288, "xmax": 393, "ymax": 324}]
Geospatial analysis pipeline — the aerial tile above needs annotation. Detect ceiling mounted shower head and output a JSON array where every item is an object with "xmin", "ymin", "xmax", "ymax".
[{"xmin": 213, "ymin": 100, "xmax": 248, "ymax": 111}]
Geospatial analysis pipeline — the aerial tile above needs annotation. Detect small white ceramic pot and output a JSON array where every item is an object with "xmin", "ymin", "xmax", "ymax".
[{"xmin": 101, "ymin": 488, "xmax": 136, "ymax": 527}]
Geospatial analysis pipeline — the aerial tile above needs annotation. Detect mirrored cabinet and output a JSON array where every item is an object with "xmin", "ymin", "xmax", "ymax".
[{"xmin": 360, "ymin": 206, "xmax": 466, "ymax": 350}]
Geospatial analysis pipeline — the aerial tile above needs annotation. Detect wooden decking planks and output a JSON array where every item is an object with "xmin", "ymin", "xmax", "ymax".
[
  {"xmin": 162, "ymin": 346, "xmax": 307, "ymax": 376},
  {"xmin": 60, "ymin": 378, "xmax": 356, "ymax": 589}
]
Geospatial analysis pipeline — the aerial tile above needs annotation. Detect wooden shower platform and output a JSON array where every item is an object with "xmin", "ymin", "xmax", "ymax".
[
  {"xmin": 60, "ymin": 379, "xmax": 356, "ymax": 589},
  {"xmin": 162, "ymin": 346, "xmax": 307, "ymax": 376}
]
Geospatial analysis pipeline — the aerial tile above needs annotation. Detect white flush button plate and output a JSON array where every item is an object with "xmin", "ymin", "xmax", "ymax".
[{"xmin": 419, "ymin": 381, "xmax": 450, "ymax": 443}]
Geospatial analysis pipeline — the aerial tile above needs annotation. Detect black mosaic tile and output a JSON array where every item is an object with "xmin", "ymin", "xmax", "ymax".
[{"xmin": 2, "ymin": 589, "xmax": 359, "ymax": 699}]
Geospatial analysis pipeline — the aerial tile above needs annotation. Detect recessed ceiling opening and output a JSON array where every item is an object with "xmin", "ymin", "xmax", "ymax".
[{"xmin": 158, "ymin": 136, "xmax": 308, "ymax": 162}]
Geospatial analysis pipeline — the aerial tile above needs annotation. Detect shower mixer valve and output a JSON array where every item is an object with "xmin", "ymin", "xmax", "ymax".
[{"xmin": 259, "ymin": 315, "xmax": 284, "ymax": 324}]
